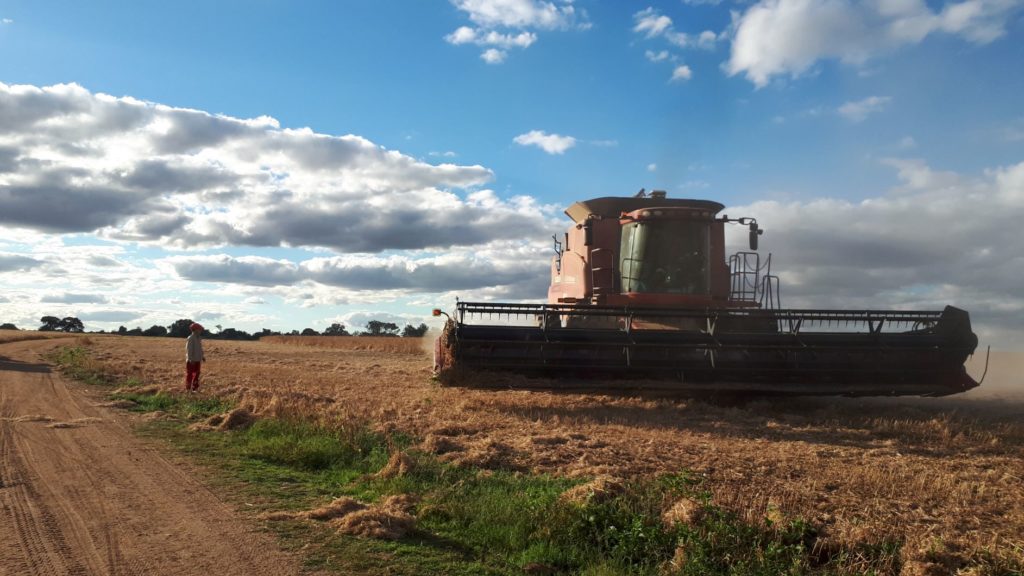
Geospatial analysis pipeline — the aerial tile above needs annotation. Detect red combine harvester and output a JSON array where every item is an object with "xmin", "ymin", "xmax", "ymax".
[{"xmin": 434, "ymin": 191, "xmax": 980, "ymax": 396}]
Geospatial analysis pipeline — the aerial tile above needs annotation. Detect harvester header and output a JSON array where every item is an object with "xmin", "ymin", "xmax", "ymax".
[{"xmin": 435, "ymin": 191, "xmax": 979, "ymax": 397}]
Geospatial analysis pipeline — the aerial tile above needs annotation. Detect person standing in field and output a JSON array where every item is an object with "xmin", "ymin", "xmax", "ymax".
[{"xmin": 185, "ymin": 322, "xmax": 205, "ymax": 392}]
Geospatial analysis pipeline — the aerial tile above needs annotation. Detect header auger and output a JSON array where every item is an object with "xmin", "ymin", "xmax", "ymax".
[{"xmin": 434, "ymin": 191, "xmax": 979, "ymax": 396}]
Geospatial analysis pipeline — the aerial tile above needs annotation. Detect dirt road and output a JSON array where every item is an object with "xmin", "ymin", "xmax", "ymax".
[{"xmin": 0, "ymin": 338, "xmax": 306, "ymax": 576}]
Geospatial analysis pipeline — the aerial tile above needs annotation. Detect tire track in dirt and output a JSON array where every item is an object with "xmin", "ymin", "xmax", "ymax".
[{"xmin": 0, "ymin": 340, "xmax": 310, "ymax": 576}]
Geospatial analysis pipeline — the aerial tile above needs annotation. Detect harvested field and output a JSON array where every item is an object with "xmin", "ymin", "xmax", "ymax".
[
  {"xmin": 70, "ymin": 335, "xmax": 1024, "ymax": 569},
  {"xmin": 0, "ymin": 330, "xmax": 76, "ymax": 344},
  {"xmin": 260, "ymin": 335, "xmax": 426, "ymax": 354}
]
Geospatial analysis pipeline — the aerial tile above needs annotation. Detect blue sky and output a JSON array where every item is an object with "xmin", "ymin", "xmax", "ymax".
[{"xmin": 0, "ymin": 0, "xmax": 1022, "ymax": 344}]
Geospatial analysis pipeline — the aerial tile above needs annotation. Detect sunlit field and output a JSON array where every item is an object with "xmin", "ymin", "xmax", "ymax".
[{"xmin": 69, "ymin": 334, "xmax": 1024, "ymax": 572}]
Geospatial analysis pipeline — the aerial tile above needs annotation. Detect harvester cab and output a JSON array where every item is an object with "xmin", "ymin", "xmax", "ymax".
[
  {"xmin": 548, "ymin": 192, "xmax": 768, "ymax": 310},
  {"xmin": 435, "ymin": 191, "xmax": 980, "ymax": 397}
]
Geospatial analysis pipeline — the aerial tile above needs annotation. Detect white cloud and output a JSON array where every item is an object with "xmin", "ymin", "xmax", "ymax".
[
  {"xmin": 633, "ymin": 7, "xmax": 693, "ymax": 47},
  {"xmin": 727, "ymin": 158, "xmax": 1024, "ymax": 347},
  {"xmin": 633, "ymin": 8, "xmax": 721, "ymax": 78},
  {"xmin": 647, "ymin": 163, "xmax": 658, "ymax": 172},
  {"xmin": 697, "ymin": 30, "xmax": 720, "ymax": 49},
  {"xmin": 481, "ymin": 48, "xmax": 507, "ymax": 63},
  {"xmin": 645, "ymin": 49, "xmax": 671, "ymax": 62},
  {"xmin": 445, "ymin": 25, "xmax": 479, "ymax": 45},
  {"xmin": 1, "ymin": 18, "xmax": 13, "ymax": 25},
  {"xmin": 633, "ymin": 7, "xmax": 724, "ymax": 50},
  {"xmin": 164, "ymin": 239, "xmax": 551, "ymax": 298},
  {"xmin": 445, "ymin": 26, "xmax": 537, "ymax": 49},
  {"xmin": 898, "ymin": 135, "xmax": 918, "ymax": 149},
  {"xmin": 446, "ymin": 0, "xmax": 586, "ymax": 62},
  {"xmin": 0, "ymin": 82, "xmax": 562, "ymax": 253},
  {"xmin": 452, "ymin": 0, "xmax": 577, "ymax": 29},
  {"xmin": 837, "ymin": 95, "xmax": 892, "ymax": 122},
  {"xmin": 634, "ymin": 7, "xmax": 674, "ymax": 38},
  {"xmin": 513, "ymin": 130, "xmax": 577, "ymax": 154},
  {"xmin": 40, "ymin": 293, "xmax": 109, "ymax": 304},
  {"xmin": 671, "ymin": 64, "xmax": 694, "ymax": 82},
  {"xmin": 726, "ymin": 0, "xmax": 1023, "ymax": 87}
]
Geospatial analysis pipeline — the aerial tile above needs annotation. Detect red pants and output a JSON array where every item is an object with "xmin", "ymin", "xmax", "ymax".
[{"xmin": 185, "ymin": 361, "xmax": 201, "ymax": 391}]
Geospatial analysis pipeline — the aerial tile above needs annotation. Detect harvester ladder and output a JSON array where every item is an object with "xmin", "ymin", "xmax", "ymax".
[{"xmin": 729, "ymin": 251, "xmax": 773, "ymax": 304}]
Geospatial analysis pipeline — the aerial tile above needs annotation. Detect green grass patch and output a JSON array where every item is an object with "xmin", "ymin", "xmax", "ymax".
[
  {"xmin": 46, "ymin": 345, "xmax": 113, "ymax": 386},
  {"xmin": 112, "ymin": 390, "xmax": 231, "ymax": 419}
]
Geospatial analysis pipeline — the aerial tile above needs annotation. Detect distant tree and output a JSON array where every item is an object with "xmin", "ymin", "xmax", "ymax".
[
  {"xmin": 41, "ymin": 316, "xmax": 84, "ymax": 332},
  {"xmin": 142, "ymin": 325, "xmax": 168, "ymax": 337},
  {"xmin": 286, "ymin": 329, "xmax": 300, "ymax": 336},
  {"xmin": 401, "ymin": 323, "xmax": 429, "ymax": 338},
  {"xmin": 0, "ymin": 323, "xmax": 18, "ymax": 330},
  {"xmin": 217, "ymin": 327, "xmax": 253, "ymax": 341},
  {"xmin": 57, "ymin": 317, "xmax": 84, "ymax": 333},
  {"xmin": 301, "ymin": 328, "xmax": 320, "ymax": 336},
  {"xmin": 126, "ymin": 327, "xmax": 143, "ymax": 336},
  {"xmin": 39, "ymin": 316, "xmax": 61, "ymax": 331},
  {"xmin": 364, "ymin": 320, "xmax": 399, "ymax": 337},
  {"xmin": 167, "ymin": 319, "xmax": 195, "ymax": 338},
  {"xmin": 117, "ymin": 326, "xmax": 128, "ymax": 335},
  {"xmin": 323, "ymin": 323, "xmax": 349, "ymax": 336}
]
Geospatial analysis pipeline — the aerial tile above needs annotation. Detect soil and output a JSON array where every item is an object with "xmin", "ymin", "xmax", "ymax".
[{"xmin": 0, "ymin": 338, "xmax": 310, "ymax": 575}]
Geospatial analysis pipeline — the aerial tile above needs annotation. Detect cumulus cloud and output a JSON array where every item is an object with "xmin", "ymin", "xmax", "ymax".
[
  {"xmin": 727, "ymin": 158, "xmax": 1024, "ymax": 347},
  {"xmin": 644, "ymin": 49, "xmax": 671, "ymax": 62},
  {"xmin": 513, "ymin": 130, "xmax": 577, "ymax": 154},
  {"xmin": 164, "ymin": 240, "xmax": 550, "ymax": 296},
  {"xmin": 633, "ymin": 7, "xmax": 722, "ymax": 49},
  {"xmin": 727, "ymin": 0, "xmax": 1023, "ymax": 87},
  {"xmin": 481, "ymin": 48, "xmax": 508, "ymax": 63},
  {"xmin": 446, "ymin": 0, "xmax": 586, "ymax": 62},
  {"xmin": 452, "ymin": 0, "xmax": 577, "ymax": 29},
  {"xmin": 0, "ymin": 253, "xmax": 41, "ymax": 272},
  {"xmin": 40, "ymin": 293, "xmax": 109, "ymax": 304},
  {"xmin": 671, "ymin": 65, "xmax": 694, "ymax": 82},
  {"xmin": 633, "ymin": 7, "xmax": 720, "ymax": 81},
  {"xmin": 0, "ymin": 82, "xmax": 557, "ymax": 252},
  {"xmin": 78, "ymin": 310, "xmax": 143, "ymax": 322},
  {"xmin": 634, "ymin": 8, "xmax": 675, "ymax": 39},
  {"xmin": 837, "ymin": 95, "xmax": 892, "ymax": 122}
]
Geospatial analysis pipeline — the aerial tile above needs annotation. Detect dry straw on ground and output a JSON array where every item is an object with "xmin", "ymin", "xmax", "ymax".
[
  {"xmin": 189, "ymin": 408, "xmax": 256, "ymax": 432},
  {"xmin": 559, "ymin": 476, "xmax": 625, "ymax": 505},
  {"xmin": 76, "ymin": 335, "xmax": 1024, "ymax": 567},
  {"xmin": 260, "ymin": 494, "xmax": 417, "ymax": 540},
  {"xmin": 261, "ymin": 335, "xmax": 425, "ymax": 355},
  {"xmin": 374, "ymin": 451, "xmax": 415, "ymax": 479}
]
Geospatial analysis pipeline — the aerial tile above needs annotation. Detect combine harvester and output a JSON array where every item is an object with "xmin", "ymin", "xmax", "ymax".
[{"xmin": 434, "ymin": 191, "xmax": 980, "ymax": 396}]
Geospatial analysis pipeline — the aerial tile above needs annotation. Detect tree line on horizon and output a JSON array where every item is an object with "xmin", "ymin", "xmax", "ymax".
[{"xmin": 0, "ymin": 317, "xmax": 429, "ymax": 340}]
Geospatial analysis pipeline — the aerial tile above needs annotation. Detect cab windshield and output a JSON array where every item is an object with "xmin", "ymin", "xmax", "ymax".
[{"xmin": 619, "ymin": 220, "xmax": 709, "ymax": 294}]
